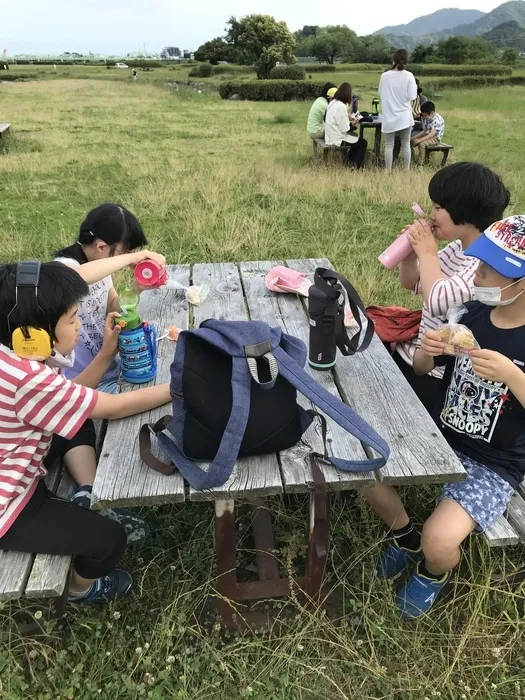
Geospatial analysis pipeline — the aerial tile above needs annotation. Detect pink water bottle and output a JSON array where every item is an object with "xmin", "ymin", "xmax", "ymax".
[
  {"xmin": 134, "ymin": 260, "xmax": 169, "ymax": 288},
  {"xmin": 378, "ymin": 203, "xmax": 426, "ymax": 269}
]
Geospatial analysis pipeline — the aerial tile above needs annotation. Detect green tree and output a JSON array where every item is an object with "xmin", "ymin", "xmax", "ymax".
[
  {"xmin": 226, "ymin": 14, "xmax": 296, "ymax": 79},
  {"xmin": 434, "ymin": 36, "xmax": 497, "ymax": 64},
  {"xmin": 353, "ymin": 35, "xmax": 394, "ymax": 64},
  {"xmin": 502, "ymin": 46, "xmax": 519, "ymax": 65},
  {"xmin": 294, "ymin": 25, "xmax": 319, "ymax": 57},
  {"xmin": 302, "ymin": 25, "xmax": 360, "ymax": 64},
  {"xmin": 194, "ymin": 38, "xmax": 233, "ymax": 65},
  {"xmin": 411, "ymin": 43, "xmax": 435, "ymax": 64}
]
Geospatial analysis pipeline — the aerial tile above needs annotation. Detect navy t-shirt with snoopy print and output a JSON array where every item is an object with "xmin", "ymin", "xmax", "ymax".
[{"xmin": 436, "ymin": 301, "xmax": 525, "ymax": 489}]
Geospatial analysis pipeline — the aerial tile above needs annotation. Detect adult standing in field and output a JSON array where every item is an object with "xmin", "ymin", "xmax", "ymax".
[
  {"xmin": 324, "ymin": 83, "xmax": 368, "ymax": 170},
  {"xmin": 379, "ymin": 49, "xmax": 418, "ymax": 172},
  {"xmin": 306, "ymin": 82, "xmax": 337, "ymax": 140}
]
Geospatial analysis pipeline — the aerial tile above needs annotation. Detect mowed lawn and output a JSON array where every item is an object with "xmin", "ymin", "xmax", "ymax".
[{"xmin": 1, "ymin": 78, "xmax": 525, "ymax": 700}]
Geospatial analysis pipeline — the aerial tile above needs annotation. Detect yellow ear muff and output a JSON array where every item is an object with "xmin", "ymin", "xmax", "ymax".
[{"xmin": 12, "ymin": 326, "xmax": 53, "ymax": 361}]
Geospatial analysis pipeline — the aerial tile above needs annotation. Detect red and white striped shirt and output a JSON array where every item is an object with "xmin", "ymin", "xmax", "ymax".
[
  {"xmin": 0, "ymin": 347, "xmax": 97, "ymax": 538},
  {"xmin": 396, "ymin": 240, "xmax": 479, "ymax": 378}
]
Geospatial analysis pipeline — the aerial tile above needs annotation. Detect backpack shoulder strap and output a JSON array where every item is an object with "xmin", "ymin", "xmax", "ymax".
[{"xmin": 274, "ymin": 346, "xmax": 389, "ymax": 472}]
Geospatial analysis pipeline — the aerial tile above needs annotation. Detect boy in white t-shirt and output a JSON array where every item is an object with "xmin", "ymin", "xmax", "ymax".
[{"xmin": 0, "ymin": 261, "xmax": 170, "ymax": 603}]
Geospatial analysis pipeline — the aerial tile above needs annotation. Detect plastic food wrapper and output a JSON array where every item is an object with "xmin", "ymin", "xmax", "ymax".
[
  {"xmin": 165, "ymin": 279, "xmax": 210, "ymax": 306},
  {"xmin": 437, "ymin": 305, "xmax": 479, "ymax": 356},
  {"xmin": 265, "ymin": 266, "xmax": 312, "ymax": 297}
]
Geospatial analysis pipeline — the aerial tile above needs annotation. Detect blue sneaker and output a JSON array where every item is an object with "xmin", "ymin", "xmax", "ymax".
[
  {"xmin": 68, "ymin": 569, "xmax": 133, "ymax": 604},
  {"xmin": 376, "ymin": 539, "xmax": 422, "ymax": 580},
  {"xmin": 396, "ymin": 564, "xmax": 450, "ymax": 619}
]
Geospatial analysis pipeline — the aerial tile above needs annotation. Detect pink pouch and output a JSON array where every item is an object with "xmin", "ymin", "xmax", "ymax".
[{"xmin": 265, "ymin": 266, "xmax": 312, "ymax": 297}]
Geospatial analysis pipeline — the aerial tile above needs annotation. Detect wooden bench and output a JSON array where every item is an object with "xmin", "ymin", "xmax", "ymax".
[
  {"xmin": 0, "ymin": 460, "xmax": 75, "ymax": 624},
  {"xmin": 0, "ymin": 123, "xmax": 11, "ymax": 138},
  {"xmin": 92, "ymin": 260, "xmax": 466, "ymax": 631},
  {"xmin": 484, "ymin": 482, "xmax": 525, "ymax": 547},
  {"xmin": 312, "ymin": 138, "xmax": 343, "ymax": 163},
  {"xmin": 424, "ymin": 142, "xmax": 453, "ymax": 167},
  {"xmin": 0, "ymin": 421, "xmax": 105, "ymax": 628}
]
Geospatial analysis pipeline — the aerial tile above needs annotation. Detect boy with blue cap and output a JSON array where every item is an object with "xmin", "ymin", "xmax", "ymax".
[{"xmin": 363, "ymin": 215, "xmax": 525, "ymax": 618}]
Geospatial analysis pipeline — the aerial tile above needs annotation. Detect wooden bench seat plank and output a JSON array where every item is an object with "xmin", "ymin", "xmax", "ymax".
[
  {"xmin": 484, "ymin": 514, "xmax": 519, "ymax": 547},
  {"xmin": 240, "ymin": 261, "xmax": 375, "ymax": 493},
  {"xmin": 287, "ymin": 259, "xmax": 466, "ymax": 486},
  {"xmin": 92, "ymin": 265, "xmax": 189, "ymax": 509},
  {"xmin": 505, "ymin": 492, "xmax": 525, "ymax": 543},
  {"xmin": 189, "ymin": 263, "xmax": 283, "ymax": 502},
  {"xmin": 0, "ymin": 459, "xmax": 66, "ymax": 601},
  {"xmin": 0, "ymin": 551, "xmax": 33, "ymax": 600},
  {"xmin": 25, "ymin": 472, "xmax": 76, "ymax": 598}
]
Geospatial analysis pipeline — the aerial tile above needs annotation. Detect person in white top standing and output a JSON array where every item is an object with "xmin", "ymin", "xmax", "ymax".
[
  {"xmin": 324, "ymin": 83, "xmax": 368, "ymax": 169},
  {"xmin": 378, "ymin": 49, "xmax": 418, "ymax": 172}
]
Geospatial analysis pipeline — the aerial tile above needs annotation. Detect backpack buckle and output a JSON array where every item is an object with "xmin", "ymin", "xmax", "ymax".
[{"xmin": 244, "ymin": 340, "xmax": 271, "ymax": 358}]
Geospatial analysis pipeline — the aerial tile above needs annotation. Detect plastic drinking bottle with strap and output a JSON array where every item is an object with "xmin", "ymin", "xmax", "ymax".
[
  {"xmin": 116, "ymin": 290, "xmax": 158, "ymax": 384},
  {"xmin": 307, "ymin": 268, "xmax": 374, "ymax": 370}
]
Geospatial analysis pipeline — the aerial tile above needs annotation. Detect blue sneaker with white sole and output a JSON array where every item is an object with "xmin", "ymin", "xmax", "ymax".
[
  {"xmin": 396, "ymin": 564, "xmax": 450, "ymax": 619},
  {"xmin": 376, "ymin": 539, "xmax": 422, "ymax": 580},
  {"xmin": 68, "ymin": 569, "xmax": 133, "ymax": 604}
]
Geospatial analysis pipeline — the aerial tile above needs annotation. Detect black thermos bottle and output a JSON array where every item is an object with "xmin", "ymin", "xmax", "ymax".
[{"xmin": 308, "ymin": 276, "xmax": 344, "ymax": 370}]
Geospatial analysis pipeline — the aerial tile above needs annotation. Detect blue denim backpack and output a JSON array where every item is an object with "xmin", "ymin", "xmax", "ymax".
[{"xmin": 139, "ymin": 319, "xmax": 389, "ymax": 490}]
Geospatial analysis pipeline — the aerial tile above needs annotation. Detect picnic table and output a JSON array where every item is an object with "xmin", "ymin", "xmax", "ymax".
[
  {"xmin": 359, "ymin": 117, "xmax": 382, "ymax": 163},
  {"xmin": 91, "ymin": 259, "xmax": 466, "ymax": 631}
]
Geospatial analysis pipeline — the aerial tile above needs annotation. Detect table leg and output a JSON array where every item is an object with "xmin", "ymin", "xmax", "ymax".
[
  {"xmin": 305, "ymin": 458, "xmax": 331, "ymax": 602},
  {"xmin": 374, "ymin": 126, "xmax": 382, "ymax": 163},
  {"xmin": 215, "ymin": 499, "xmax": 238, "ymax": 632},
  {"xmin": 251, "ymin": 500, "xmax": 280, "ymax": 581}
]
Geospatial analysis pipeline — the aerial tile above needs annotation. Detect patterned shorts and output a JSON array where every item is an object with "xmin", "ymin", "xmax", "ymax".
[{"xmin": 440, "ymin": 453, "xmax": 515, "ymax": 533}]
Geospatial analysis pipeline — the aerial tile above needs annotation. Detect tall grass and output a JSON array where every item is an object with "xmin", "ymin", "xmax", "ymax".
[{"xmin": 1, "ymin": 78, "xmax": 525, "ymax": 699}]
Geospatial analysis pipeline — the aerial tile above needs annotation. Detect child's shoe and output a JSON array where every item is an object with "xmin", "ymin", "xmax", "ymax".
[
  {"xmin": 68, "ymin": 569, "xmax": 133, "ymax": 603},
  {"xmin": 396, "ymin": 564, "xmax": 450, "ymax": 619},
  {"xmin": 376, "ymin": 540, "xmax": 422, "ymax": 580}
]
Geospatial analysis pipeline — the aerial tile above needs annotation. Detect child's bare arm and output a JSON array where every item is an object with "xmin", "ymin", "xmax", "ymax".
[
  {"xmin": 90, "ymin": 383, "xmax": 171, "ymax": 420},
  {"xmin": 413, "ymin": 330, "xmax": 446, "ymax": 376},
  {"xmin": 470, "ymin": 349, "xmax": 525, "ymax": 409},
  {"xmin": 73, "ymin": 313, "xmax": 121, "ymax": 389},
  {"xmin": 60, "ymin": 250, "xmax": 165, "ymax": 286}
]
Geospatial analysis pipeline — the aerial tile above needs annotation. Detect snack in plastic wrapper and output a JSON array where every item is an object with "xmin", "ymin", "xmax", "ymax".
[{"xmin": 437, "ymin": 304, "xmax": 479, "ymax": 356}]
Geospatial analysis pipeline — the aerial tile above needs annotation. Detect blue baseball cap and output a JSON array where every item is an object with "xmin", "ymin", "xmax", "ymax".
[{"xmin": 465, "ymin": 215, "xmax": 525, "ymax": 278}]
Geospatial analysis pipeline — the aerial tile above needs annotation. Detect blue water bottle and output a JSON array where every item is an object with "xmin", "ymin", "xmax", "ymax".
[{"xmin": 117, "ymin": 292, "xmax": 158, "ymax": 384}]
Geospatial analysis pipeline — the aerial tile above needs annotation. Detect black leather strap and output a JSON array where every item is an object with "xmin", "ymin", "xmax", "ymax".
[{"xmin": 314, "ymin": 268, "xmax": 374, "ymax": 356}]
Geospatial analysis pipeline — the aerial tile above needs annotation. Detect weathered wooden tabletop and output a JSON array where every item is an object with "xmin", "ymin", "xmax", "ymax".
[{"xmin": 91, "ymin": 259, "xmax": 465, "ymax": 510}]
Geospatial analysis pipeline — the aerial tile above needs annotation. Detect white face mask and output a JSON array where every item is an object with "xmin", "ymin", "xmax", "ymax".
[
  {"xmin": 473, "ymin": 278, "xmax": 524, "ymax": 307},
  {"xmin": 46, "ymin": 349, "xmax": 75, "ymax": 370}
]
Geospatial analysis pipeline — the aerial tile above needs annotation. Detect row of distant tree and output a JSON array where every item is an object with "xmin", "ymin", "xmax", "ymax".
[{"xmin": 194, "ymin": 15, "xmax": 522, "ymax": 78}]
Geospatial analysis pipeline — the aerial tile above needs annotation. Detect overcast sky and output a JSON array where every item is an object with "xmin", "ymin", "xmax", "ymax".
[{"xmin": 2, "ymin": 0, "xmax": 503, "ymax": 56}]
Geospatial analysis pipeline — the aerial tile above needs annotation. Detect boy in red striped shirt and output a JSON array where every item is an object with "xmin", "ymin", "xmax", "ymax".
[
  {"xmin": 392, "ymin": 162, "xmax": 510, "ymax": 413},
  {"xmin": 0, "ymin": 262, "xmax": 170, "ymax": 603}
]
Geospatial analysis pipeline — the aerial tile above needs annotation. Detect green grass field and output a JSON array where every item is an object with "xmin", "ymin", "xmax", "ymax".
[{"xmin": 1, "ymin": 74, "xmax": 525, "ymax": 700}]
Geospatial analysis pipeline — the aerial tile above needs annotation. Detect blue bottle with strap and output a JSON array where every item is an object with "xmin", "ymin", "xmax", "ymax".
[{"xmin": 117, "ymin": 291, "xmax": 158, "ymax": 384}]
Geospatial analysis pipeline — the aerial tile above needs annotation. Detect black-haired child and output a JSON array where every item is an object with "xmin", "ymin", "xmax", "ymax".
[{"xmin": 0, "ymin": 262, "xmax": 171, "ymax": 602}]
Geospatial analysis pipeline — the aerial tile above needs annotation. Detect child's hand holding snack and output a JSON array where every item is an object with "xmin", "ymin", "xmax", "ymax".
[
  {"xmin": 470, "ymin": 349, "xmax": 521, "ymax": 384},
  {"xmin": 420, "ymin": 330, "xmax": 446, "ymax": 358}
]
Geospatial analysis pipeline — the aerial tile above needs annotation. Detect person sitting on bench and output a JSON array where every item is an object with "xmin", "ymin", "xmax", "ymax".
[
  {"xmin": 306, "ymin": 82, "xmax": 337, "ymax": 140},
  {"xmin": 411, "ymin": 101, "xmax": 445, "ymax": 166}
]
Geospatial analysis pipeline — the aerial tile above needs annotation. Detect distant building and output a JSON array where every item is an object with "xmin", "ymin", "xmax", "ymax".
[
  {"xmin": 182, "ymin": 50, "xmax": 194, "ymax": 60},
  {"xmin": 161, "ymin": 46, "xmax": 181, "ymax": 60}
]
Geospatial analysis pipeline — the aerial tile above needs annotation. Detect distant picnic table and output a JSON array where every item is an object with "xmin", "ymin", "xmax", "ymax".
[{"xmin": 91, "ymin": 259, "xmax": 467, "ymax": 631}]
